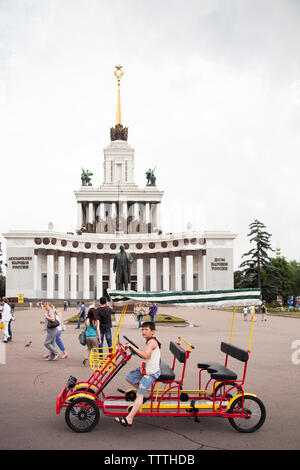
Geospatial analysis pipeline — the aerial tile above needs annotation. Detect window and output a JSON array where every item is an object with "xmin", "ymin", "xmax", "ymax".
[
  {"xmin": 41, "ymin": 273, "xmax": 47, "ymax": 291},
  {"xmin": 55, "ymin": 274, "xmax": 58, "ymax": 291},
  {"xmin": 89, "ymin": 275, "xmax": 94, "ymax": 292},
  {"xmin": 193, "ymin": 274, "xmax": 198, "ymax": 290}
]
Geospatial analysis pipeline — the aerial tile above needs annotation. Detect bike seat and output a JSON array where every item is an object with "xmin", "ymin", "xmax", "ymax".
[
  {"xmin": 209, "ymin": 365, "xmax": 237, "ymax": 381},
  {"xmin": 198, "ymin": 361, "xmax": 237, "ymax": 380},
  {"xmin": 157, "ymin": 362, "xmax": 175, "ymax": 381},
  {"xmin": 197, "ymin": 361, "xmax": 223, "ymax": 370}
]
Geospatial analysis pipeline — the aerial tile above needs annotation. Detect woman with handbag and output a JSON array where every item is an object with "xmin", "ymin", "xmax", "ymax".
[
  {"xmin": 43, "ymin": 302, "xmax": 60, "ymax": 361},
  {"xmin": 136, "ymin": 302, "xmax": 146, "ymax": 329},
  {"xmin": 44, "ymin": 305, "xmax": 69, "ymax": 359},
  {"xmin": 82, "ymin": 308, "xmax": 100, "ymax": 366}
]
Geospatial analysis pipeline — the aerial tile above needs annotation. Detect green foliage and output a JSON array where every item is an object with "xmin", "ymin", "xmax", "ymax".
[
  {"xmin": 239, "ymin": 219, "xmax": 274, "ymax": 270},
  {"xmin": 235, "ymin": 256, "xmax": 300, "ymax": 303},
  {"xmin": 237, "ymin": 219, "xmax": 275, "ymax": 299}
]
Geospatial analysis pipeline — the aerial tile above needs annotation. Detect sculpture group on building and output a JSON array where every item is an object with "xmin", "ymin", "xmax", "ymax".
[
  {"xmin": 145, "ymin": 167, "xmax": 156, "ymax": 186},
  {"xmin": 81, "ymin": 168, "xmax": 93, "ymax": 186}
]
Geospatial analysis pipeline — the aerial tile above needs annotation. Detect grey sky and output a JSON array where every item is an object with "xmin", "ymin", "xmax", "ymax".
[{"xmin": 0, "ymin": 0, "xmax": 299, "ymax": 270}]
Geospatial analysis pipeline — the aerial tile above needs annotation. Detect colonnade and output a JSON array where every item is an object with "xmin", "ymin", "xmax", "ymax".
[
  {"xmin": 77, "ymin": 201, "xmax": 160, "ymax": 233},
  {"xmin": 35, "ymin": 249, "xmax": 207, "ymax": 299}
]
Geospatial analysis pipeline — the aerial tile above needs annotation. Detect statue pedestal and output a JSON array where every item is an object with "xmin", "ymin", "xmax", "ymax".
[{"xmin": 113, "ymin": 303, "xmax": 135, "ymax": 313}]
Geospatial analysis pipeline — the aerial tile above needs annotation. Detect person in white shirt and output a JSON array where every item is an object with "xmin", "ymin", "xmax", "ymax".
[
  {"xmin": 2, "ymin": 298, "xmax": 12, "ymax": 343},
  {"xmin": 243, "ymin": 306, "xmax": 249, "ymax": 321}
]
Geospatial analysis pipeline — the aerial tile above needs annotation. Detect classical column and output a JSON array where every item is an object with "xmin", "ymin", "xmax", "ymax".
[
  {"xmin": 202, "ymin": 249, "xmax": 207, "ymax": 290},
  {"xmin": 88, "ymin": 202, "xmax": 94, "ymax": 225},
  {"xmin": 122, "ymin": 201, "xmax": 128, "ymax": 219},
  {"xmin": 33, "ymin": 249, "xmax": 39, "ymax": 294},
  {"xmin": 150, "ymin": 254, "xmax": 157, "ymax": 291},
  {"xmin": 145, "ymin": 203, "xmax": 150, "ymax": 224},
  {"xmin": 83, "ymin": 254, "xmax": 90, "ymax": 299},
  {"xmin": 99, "ymin": 202, "xmax": 105, "ymax": 220},
  {"xmin": 174, "ymin": 253, "xmax": 182, "ymax": 291},
  {"xmin": 96, "ymin": 254, "xmax": 103, "ymax": 299},
  {"xmin": 185, "ymin": 250, "xmax": 194, "ymax": 291},
  {"xmin": 134, "ymin": 202, "xmax": 139, "ymax": 221},
  {"xmin": 77, "ymin": 202, "xmax": 83, "ymax": 228},
  {"xmin": 136, "ymin": 255, "xmax": 144, "ymax": 292},
  {"xmin": 111, "ymin": 202, "xmax": 117, "ymax": 219},
  {"xmin": 109, "ymin": 255, "xmax": 116, "ymax": 290},
  {"xmin": 162, "ymin": 253, "xmax": 170, "ymax": 291},
  {"xmin": 46, "ymin": 250, "xmax": 55, "ymax": 299},
  {"xmin": 70, "ymin": 253, "xmax": 78, "ymax": 299},
  {"xmin": 122, "ymin": 201, "xmax": 128, "ymax": 233},
  {"xmin": 156, "ymin": 203, "xmax": 161, "ymax": 229},
  {"xmin": 58, "ymin": 251, "xmax": 65, "ymax": 299}
]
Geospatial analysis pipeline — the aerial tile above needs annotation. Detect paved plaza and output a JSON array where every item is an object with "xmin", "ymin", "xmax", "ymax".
[{"xmin": 0, "ymin": 306, "xmax": 299, "ymax": 450}]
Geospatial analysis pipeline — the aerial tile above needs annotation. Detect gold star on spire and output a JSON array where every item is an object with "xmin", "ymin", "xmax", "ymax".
[{"xmin": 114, "ymin": 65, "xmax": 124, "ymax": 125}]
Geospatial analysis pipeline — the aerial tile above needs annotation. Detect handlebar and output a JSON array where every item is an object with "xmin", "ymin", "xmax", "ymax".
[
  {"xmin": 177, "ymin": 337, "xmax": 195, "ymax": 351},
  {"xmin": 122, "ymin": 336, "xmax": 143, "ymax": 358}
]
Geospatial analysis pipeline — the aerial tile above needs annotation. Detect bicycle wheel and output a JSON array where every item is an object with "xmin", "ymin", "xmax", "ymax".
[
  {"xmin": 228, "ymin": 395, "xmax": 266, "ymax": 433},
  {"xmin": 65, "ymin": 397, "xmax": 100, "ymax": 433},
  {"xmin": 212, "ymin": 382, "xmax": 242, "ymax": 400}
]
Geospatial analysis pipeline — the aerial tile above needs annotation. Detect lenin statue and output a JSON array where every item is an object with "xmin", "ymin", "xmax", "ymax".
[{"xmin": 113, "ymin": 245, "xmax": 133, "ymax": 290}]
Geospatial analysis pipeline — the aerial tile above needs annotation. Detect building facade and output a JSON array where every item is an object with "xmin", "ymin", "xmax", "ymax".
[{"xmin": 3, "ymin": 67, "xmax": 237, "ymax": 300}]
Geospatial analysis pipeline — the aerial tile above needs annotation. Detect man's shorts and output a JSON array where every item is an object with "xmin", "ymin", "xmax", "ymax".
[{"xmin": 126, "ymin": 367, "xmax": 161, "ymax": 396}]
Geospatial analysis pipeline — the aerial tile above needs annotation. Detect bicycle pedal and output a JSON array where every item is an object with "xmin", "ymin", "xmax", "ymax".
[{"xmin": 117, "ymin": 388, "xmax": 125, "ymax": 394}]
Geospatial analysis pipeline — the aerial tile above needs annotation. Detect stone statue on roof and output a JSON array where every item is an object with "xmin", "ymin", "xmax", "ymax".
[
  {"xmin": 146, "ymin": 167, "xmax": 156, "ymax": 186},
  {"xmin": 81, "ymin": 168, "xmax": 93, "ymax": 186}
]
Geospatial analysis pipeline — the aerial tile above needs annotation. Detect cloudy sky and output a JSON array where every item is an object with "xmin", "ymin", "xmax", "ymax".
[{"xmin": 0, "ymin": 0, "xmax": 299, "ymax": 270}]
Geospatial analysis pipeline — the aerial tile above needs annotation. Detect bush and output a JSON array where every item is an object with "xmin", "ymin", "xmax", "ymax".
[{"xmin": 266, "ymin": 301, "xmax": 282, "ymax": 309}]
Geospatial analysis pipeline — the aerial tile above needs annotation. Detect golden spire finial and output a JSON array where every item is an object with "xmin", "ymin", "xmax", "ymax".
[{"xmin": 114, "ymin": 65, "xmax": 124, "ymax": 125}]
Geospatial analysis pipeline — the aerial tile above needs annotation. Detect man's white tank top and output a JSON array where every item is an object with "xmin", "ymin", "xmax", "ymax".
[{"xmin": 145, "ymin": 339, "xmax": 161, "ymax": 374}]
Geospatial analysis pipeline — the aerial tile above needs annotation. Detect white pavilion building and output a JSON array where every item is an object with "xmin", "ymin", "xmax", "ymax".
[{"xmin": 3, "ymin": 67, "xmax": 237, "ymax": 301}]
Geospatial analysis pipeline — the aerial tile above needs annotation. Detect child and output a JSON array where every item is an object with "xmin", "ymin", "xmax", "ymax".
[
  {"xmin": 243, "ymin": 306, "xmax": 248, "ymax": 321},
  {"xmin": 114, "ymin": 321, "xmax": 161, "ymax": 427}
]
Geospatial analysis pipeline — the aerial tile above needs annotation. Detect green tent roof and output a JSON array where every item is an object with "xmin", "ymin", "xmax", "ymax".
[{"xmin": 107, "ymin": 288, "xmax": 261, "ymax": 307}]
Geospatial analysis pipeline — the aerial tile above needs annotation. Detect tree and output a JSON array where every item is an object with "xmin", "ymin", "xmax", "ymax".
[{"xmin": 238, "ymin": 220, "xmax": 275, "ymax": 297}]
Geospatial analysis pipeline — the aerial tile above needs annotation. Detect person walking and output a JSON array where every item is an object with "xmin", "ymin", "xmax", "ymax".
[
  {"xmin": 83, "ymin": 308, "xmax": 100, "ymax": 366},
  {"xmin": 44, "ymin": 305, "xmax": 69, "ymax": 359},
  {"xmin": 136, "ymin": 302, "xmax": 146, "ymax": 329},
  {"xmin": 96, "ymin": 297, "xmax": 115, "ymax": 350},
  {"xmin": 75, "ymin": 301, "xmax": 86, "ymax": 329},
  {"xmin": 243, "ymin": 306, "xmax": 249, "ymax": 321},
  {"xmin": 148, "ymin": 302, "xmax": 158, "ymax": 326},
  {"xmin": 2, "ymin": 298, "xmax": 12, "ymax": 343},
  {"xmin": 43, "ymin": 302, "xmax": 60, "ymax": 361},
  {"xmin": 249, "ymin": 305, "xmax": 256, "ymax": 322},
  {"xmin": 261, "ymin": 303, "xmax": 267, "ymax": 322},
  {"xmin": 7, "ymin": 300, "xmax": 15, "ymax": 341}
]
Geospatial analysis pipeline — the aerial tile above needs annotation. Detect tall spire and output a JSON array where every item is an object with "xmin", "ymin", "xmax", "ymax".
[
  {"xmin": 114, "ymin": 65, "xmax": 123, "ymax": 125},
  {"xmin": 110, "ymin": 65, "xmax": 128, "ymax": 141}
]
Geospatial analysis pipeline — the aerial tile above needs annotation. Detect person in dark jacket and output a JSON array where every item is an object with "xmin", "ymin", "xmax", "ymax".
[{"xmin": 96, "ymin": 297, "xmax": 115, "ymax": 349}]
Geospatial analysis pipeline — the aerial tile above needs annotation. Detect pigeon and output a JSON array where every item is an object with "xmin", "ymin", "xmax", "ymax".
[{"xmin": 25, "ymin": 341, "xmax": 32, "ymax": 347}]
